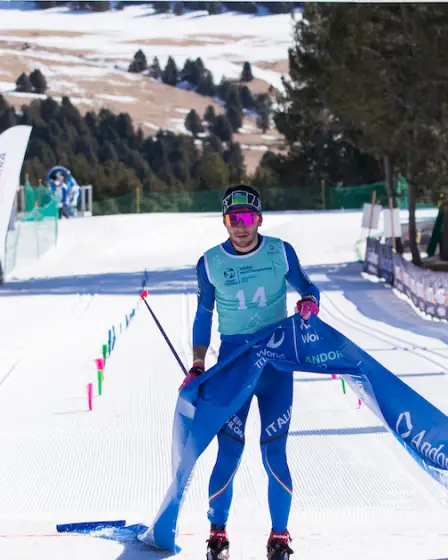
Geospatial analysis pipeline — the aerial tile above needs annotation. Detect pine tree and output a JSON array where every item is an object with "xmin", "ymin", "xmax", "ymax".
[
  {"xmin": 16, "ymin": 73, "xmax": 33, "ymax": 93},
  {"xmin": 263, "ymin": 2, "xmax": 292, "ymax": 14},
  {"xmin": 0, "ymin": 107, "xmax": 18, "ymax": 133},
  {"xmin": 185, "ymin": 109, "xmax": 203, "ymax": 137},
  {"xmin": 0, "ymin": 95, "xmax": 7, "ymax": 114},
  {"xmin": 155, "ymin": 1, "xmax": 171, "ymax": 13},
  {"xmin": 60, "ymin": 96, "xmax": 83, "ymax": 132},
  {"xmin": 29, "ymin": 69, "xmax": 48, "ymax": 94},
  {"xmin": 224, "ymin": 141, "xmax": 246, "ymax": 183},
  {"xmin": 181, "ymin": 58, "xmax": 194, "ymax": 83},
  {"xmin": 223, "ymin": 2, "xmax": 256, "ymax": 14},
  {"xmin": 225, "ymin": 87, "xmax": 244, "ymax": 132},
  {"xmin": 149, "ymin": 57, "xmax": 162, "ymax": 79},
  {"xmin": 67, "ymin": 2, "xmax": 91, "ymax": 10},
  {"xmin": 207, "ymin": 1, "xmax": 221, "ymax": 14},
  {"xmin": 213, "ymin": 114, "xmax": 233, "ymax": 143},
  {"xmin": 197, "ymin": 71, "xmax": 216, "ymax": 96},
  {"xmin": 195, "ymin": 57, "xmax": 205, "ymax": 74},
  {"xmin": 40, "ymin": 97, "xmax": 60, "ymax": 122},
  {"xmin": 226, "ymin": 106, "xmax": 243, "ymax": 132},
  {"xmin": 174, "ymin": 1, "xmax": 184, "ymax": 15},
  {"xmin": 162, "ymin": 56, "xmax": 178, "ymax": 86},
  {"xmin": 184, "ymin": 2, "xmax": 207, "ymax": 11},
  {"xmin": 84, "ymin": 111, "xmax": 98, "ymax": 132},
  {"xmin": 217, "ymin": 79, "xmax": 232, "ymax": 102},
  {"xmin": 37, "ymin": 1, "xmax": 57, "ymax": 8},
  {"xmin": 283, "ymin": 3, "xmax": 448, "ymax": 263},
  {"xmin": 203, "ymin": 134, "xmax": 224, "ymax": 155},
  {"xmin": 256, "ymin": 111, "xmax": 270, "ymax": 133},
  {"xmin": 239, "ymin": 85, "xmax": 254, "ymax": 109},
  {"xmin": 196, "ymin": 152, "xmax": 229, "ymax": 189},
  {"xmin": 241, "ymin": 61, "xmax": 254, "ymax": 82},
  {"xmin": 128, "ymin": 49, "xmax": 147, "ymax": 73},
  {"xmin": 254, "ymin": 93, "xmax": 271, "ymax": 132},
  {"xmin": 203, "ymin": 105, "xmax": 217, "ymax": 127},
  {"xmin": 91, "ymin": 1, "xmax": 109, "ymax": 11},
  {"xmin": 116, "ymin": 112, "xmax": 134, "ymax": 138}
]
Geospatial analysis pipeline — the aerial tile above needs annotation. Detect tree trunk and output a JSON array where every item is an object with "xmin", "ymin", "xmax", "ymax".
[
  {"xmin": 384, "ymin": 153, "xmax": 403, "ymax": 253},
  {"xmin": 400, "ymin": 5, "xmax": 420, "ymax": 264},
  {"xmin": 441, "ymin": 200, "xmax": 448, "ymax": 261},
  {"xmin": 406, "ymin": 157, "xmax": 422, "ymax": 266},
  {"xmin": 383, "ymin": 153, "xmax": 394, "ymax": 202}
]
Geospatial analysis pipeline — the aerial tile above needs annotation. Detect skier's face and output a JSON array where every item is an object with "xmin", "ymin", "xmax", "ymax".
[{"xmin": 224, "ymin": 210, "xmax": 262, "ymax": 251}]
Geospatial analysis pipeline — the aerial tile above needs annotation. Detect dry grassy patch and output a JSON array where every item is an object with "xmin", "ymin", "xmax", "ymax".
[
  {"xmin": 255, "ymin": 60, "xmax": 289, "ymax": 74},
  {"xmin": 0, "ymin": 29, "xmax": 85, "ymax": 38},
  {"xmin": 126, "ymin": 34, "xmax": 255, "ymax": 48}
]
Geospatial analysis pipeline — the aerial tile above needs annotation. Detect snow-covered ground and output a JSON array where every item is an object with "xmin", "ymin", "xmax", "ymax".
[
  {"xmin": 0, "ymin": 4, "xmax": 295, "ymax": 88},
  {"xmin": 0, "ymin": 210, "xmax": 447, "ymax": 559}
]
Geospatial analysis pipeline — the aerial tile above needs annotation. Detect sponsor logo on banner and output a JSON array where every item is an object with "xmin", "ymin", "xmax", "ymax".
[
  {"xmin": 255, "ymin": 348, "xmax": 286, "ymax": 368},
  {"xmin": 301, "ymin": 332, "xmax": 319, "ymax": 344},
  {"xmin": 305, "ymin": 350, "xmax": 343, "ymax": 365},
  {"xmin": 254, "ymin": 331, "xmax": 286, "ymax": 368},
  {"xmin": 267, "ymin": 330, "xmax": 285, "ymax": 349},
  {"xmin": 396, "ymin": 411, "xmax": 448, "ymax": 469},
  {"xmin": 0, "ymin": 126, "xmax": 33, "ymax": 268}
]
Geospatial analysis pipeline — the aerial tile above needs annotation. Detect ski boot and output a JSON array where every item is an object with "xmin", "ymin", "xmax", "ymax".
[
  {"xmin": 206, "ymin": 525, "xmax": 229, "ymax": 560},
  {"xmin": 267, "ymin": 530, "xmax": 294, "ymax": 559}
]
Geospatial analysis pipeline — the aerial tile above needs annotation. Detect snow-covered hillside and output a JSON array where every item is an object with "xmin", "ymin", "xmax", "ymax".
[{"xmin": 0, "ymin": 3, "xmax": 296, "ymax": 170}]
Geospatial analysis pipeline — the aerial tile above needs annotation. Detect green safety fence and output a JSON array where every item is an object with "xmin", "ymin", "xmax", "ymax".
[
  {"xmin": 92, "ymin": 178, "xmax": 434, "ymax": 216},
  {"xmin": 4, "ymin": 182, "xmax": 58, "ymax": 276},
  {"xmin": 326, "ymin": 177, "xmax": 433, "ymax": 210},
  {"xmin": 327, "ymin": 181, "xmax": 389, "ymax": 209},
  {"xmin": 93, "ymin": 185, "xmax": 323, "ymax": 215}
]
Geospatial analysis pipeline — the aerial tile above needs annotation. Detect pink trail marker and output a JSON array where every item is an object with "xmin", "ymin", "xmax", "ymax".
[
  {"xmin": 95, "ymin": 358, "xmax": 104, "ymax": 371},
  {"xmin": 87, "ymin": 383, "xmax": 93, "ymax": 411},
  {"xmin": 331, "ymin": 374, "xmax": 337, "ymax": 379},
  {"xmin": 358, "ymin": 398, "xmax": 362, "ymax": 408}
]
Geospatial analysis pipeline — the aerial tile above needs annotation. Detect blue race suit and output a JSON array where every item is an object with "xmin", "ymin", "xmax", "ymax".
[{"xmin": 193, "ymin": 234, "xmax": 320, "ymax": 532}]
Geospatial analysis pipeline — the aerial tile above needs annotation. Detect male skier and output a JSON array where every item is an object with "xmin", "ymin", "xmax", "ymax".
[{"xmin": 180, "ymin": 185, "xmax": 320, "ymax": 560}]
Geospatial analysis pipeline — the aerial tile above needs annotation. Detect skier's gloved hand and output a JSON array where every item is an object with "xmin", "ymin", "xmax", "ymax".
[
  {"xmin": 296, "ymin": 295, "xmax": 319, "ymax": 320},
  {"xmin": 179, "ymin": 361, "xmax": 204, "ymax": 392}
]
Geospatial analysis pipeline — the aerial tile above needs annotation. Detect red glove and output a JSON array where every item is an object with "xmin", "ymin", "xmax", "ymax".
[
  {"xmin": 296, "ymin": 295, "xmax": 319, "ymax": 320},
  {"xmin": 179, "ymin": 362, "xmax": 204, "ymax": 392}
]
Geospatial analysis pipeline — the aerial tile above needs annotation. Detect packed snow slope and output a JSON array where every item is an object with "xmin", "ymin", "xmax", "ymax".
[{"xmin": 0, "ymin": 210, "xmax": 447, "ymax": 560}]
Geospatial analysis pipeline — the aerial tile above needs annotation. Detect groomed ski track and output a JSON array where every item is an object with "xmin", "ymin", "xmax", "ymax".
[{"xmin": 0, "ymin": 211, "xmax": 446, "ymax": 560}]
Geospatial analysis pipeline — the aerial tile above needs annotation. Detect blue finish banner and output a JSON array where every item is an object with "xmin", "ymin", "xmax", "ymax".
[{"xmin": 138, "ymin": 314, "xmax": 448, "ymax": 553}]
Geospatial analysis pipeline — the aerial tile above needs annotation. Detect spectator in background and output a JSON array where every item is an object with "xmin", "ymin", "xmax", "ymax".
[
  {"xmin": 48, "ymin": 170, "xmax": 68, "ymax": 218},
  {"xmin": 46, "ymin": 166, "xmax": 80, "ymax": 219}
]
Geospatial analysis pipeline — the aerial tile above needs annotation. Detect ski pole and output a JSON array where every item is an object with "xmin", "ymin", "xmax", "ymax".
[{"xmin": 140, "ymin": 290, "xmax": 188, "ymax": 376}]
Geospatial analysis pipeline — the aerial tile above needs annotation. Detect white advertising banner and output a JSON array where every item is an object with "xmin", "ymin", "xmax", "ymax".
[{"xmin": 0, "ymin": 125, "xmax": 32, "ymax": 266}]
